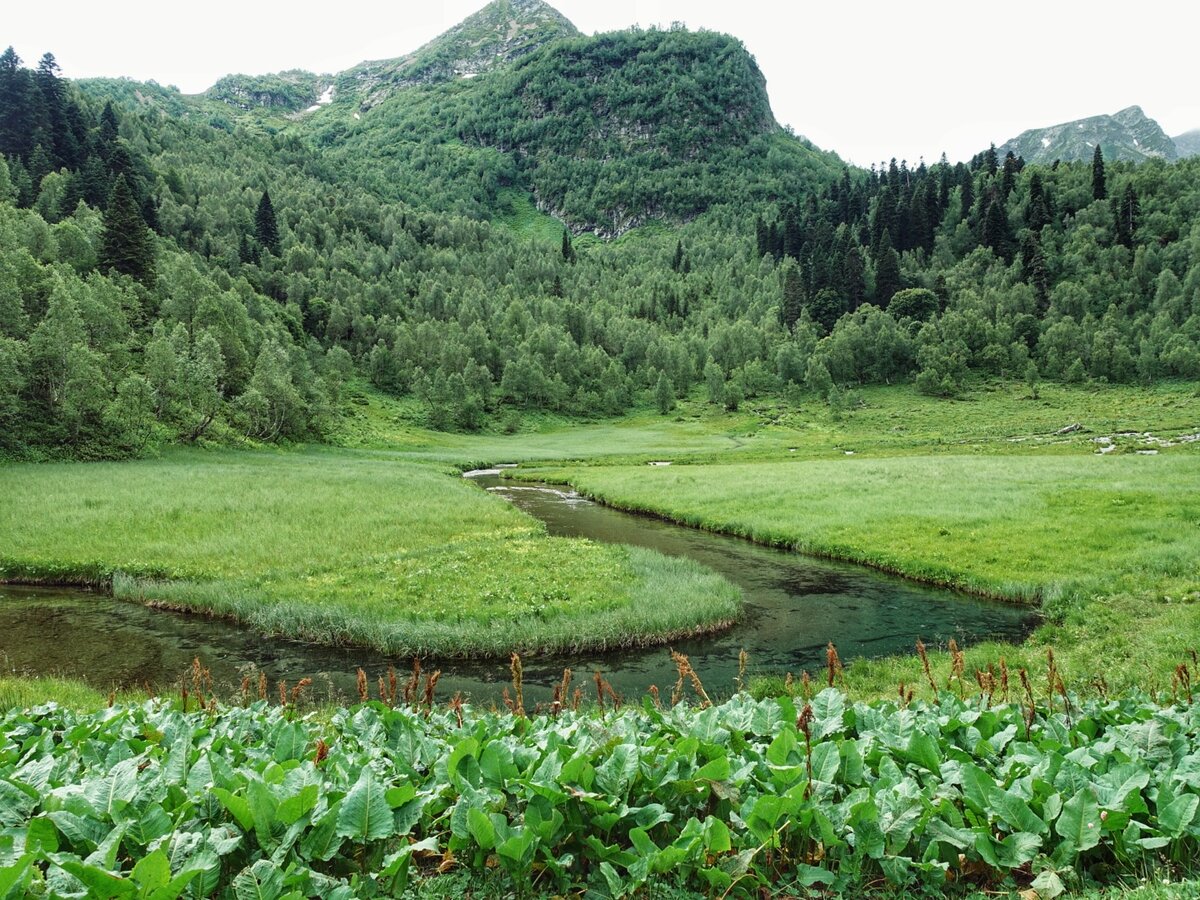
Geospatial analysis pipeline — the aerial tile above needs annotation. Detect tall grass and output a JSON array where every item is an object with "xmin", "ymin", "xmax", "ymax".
[
  {"xmin": 0, "ymin": 449, "xmax": 739, "ymax": 657},
  {"xmin": 536, "ymin": 451, "xmax": 1200, "ymax": 692}
]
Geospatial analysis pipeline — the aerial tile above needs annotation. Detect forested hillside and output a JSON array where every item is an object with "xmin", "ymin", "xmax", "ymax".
[{"xmin": 1, "ymin": 4, "xmax": 1199, "ymax": 461}]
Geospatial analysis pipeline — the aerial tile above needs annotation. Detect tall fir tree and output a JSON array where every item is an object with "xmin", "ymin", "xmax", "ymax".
[
  {"xmin": 873, "ymin": 234, "xmax": 902, "ymax": 307},
  {"xmin": 255, "ymin": 189, "xmax": 281, "ymax": 256},
  {"xmin": 1115, "ymin": 184, "xmax": 1140, "ymax": 248},
  {"xmin": 1092, "ymin": 144, "xmax": 1107, "ymax": 201},
  {"xmin": 100, "ymin": 174, "xmax": 155, "ymax": 287},
  {"xmin": 780, "ymin": 259, "xmax": 804, "ymax": 332}
]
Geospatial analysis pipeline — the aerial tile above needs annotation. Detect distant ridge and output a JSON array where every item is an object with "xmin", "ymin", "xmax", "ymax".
[{"xmin": 998, "ymin": 106, "xmax": 1177, "ymax": 164}]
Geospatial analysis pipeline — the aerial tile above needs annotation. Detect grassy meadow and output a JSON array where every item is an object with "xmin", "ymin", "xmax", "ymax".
[
  {"xmin": 0, "ymin": 449, "xmax": 739, "ymax": 658},
  {"xmin": 499, "ymin": 379, "xmax": 1200, "ymax": 695}
]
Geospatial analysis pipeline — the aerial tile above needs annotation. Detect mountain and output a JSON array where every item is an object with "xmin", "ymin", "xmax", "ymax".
[
  {"xmin": 998, "ymin": 106, "xmax": 1178, "ymax": 164},
  {"xmin": 1174, "ymin": 129, "xmax": 1200, "ymax": 158},
  {"xmin": 314, "ymin": 23, "xmax": 841, "ymax": 235},
  {"xmin": 338, "ymin": 0, "xmax": 580, "ymax": 110}
]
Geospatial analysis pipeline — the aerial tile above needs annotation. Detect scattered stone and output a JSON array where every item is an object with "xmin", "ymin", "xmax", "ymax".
[
  {"xmin": 648, "ymin": 461, "xmax": 672, "ymax": 467},
  {"xmin": 1056, "ymin": 423, "xmax": 1083, "ymax": 435},
  {"xmin": 1137, "ymin": 449, "xmax": 1159, "ymax": 455}
]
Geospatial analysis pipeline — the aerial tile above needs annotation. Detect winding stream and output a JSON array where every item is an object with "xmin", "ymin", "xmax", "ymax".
[{"xmin": 1, "ymin": 469, "xmax": 1034, "ymax": 704}]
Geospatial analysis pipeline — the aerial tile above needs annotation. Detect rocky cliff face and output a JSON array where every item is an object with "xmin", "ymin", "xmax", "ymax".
[
  {"xmin": 998, "ymin": 106, "xmax": 1178, "ymax": 164},
  {"xmin": 1173, "ymin": 130, "xmax": 1200, "ymax": 159},
  {"xmin": 338, "ymin": 0, "xmax": 580, "ymax": 109},
  {"xmin": 206, "ymin": 71, "xmax": 330, "ymax": 112}
]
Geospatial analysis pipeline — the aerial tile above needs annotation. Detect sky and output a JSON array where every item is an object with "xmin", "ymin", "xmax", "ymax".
[{"xmin": 7, "ymin": 1, "xmax": 1199, "ymax": 166}]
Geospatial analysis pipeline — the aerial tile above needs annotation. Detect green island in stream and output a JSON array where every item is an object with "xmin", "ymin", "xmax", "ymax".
[{"xmin": 3, "ymin": 0, "xmax": 1200, "ymax": 895}]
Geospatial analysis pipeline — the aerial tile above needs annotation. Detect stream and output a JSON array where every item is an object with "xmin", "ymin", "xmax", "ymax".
[{"xmin": 1, "ymin": 469, "xmax": 1034, "ymax": 705}]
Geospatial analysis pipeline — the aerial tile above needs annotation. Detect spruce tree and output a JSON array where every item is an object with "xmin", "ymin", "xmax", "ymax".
[
  {"xmin": 873, "ymin": 235, "xmax": 902, "ymax": 308},
  {"xmin": 1115, "ymin": 184, "xmax": 1140, "ymax": 248},
  {"xmin": 255, "ymin": 190, "xmax": 281, "ymax": 256},
  {"xmin": 781, "ymin": 260, "xmax": 804, "ymax": 332},
  {"xmin": 100, "ymin": 174, "xmax": 155, "ymax": 286},
  {"xmin": 1092, "ymin": 145, "xmax": 1107, "ymax": 200}
]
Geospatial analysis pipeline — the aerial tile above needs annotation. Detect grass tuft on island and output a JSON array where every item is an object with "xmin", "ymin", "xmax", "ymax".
[{"xmin": 0, "ymin": 449, "xmax": 740, "ymax": 659}]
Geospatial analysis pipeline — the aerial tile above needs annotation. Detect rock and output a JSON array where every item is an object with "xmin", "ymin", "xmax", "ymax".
[{"xmin": 1056, "ymin": 423, "xmax": 1083, "ymax": 435}]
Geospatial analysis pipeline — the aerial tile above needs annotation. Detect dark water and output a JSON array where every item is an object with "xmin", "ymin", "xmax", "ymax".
[{"xmin": 0, "ymin": 470, "xmax": 1034, "ymax": 705}]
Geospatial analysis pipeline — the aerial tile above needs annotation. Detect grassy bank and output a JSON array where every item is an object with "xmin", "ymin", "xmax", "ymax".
[
  {"xmin": 0, "ymin": 449, "xmax": 739, "ymax": 658},
  {"xmin": 510, "ymin": 381, "xmax": 1200, "ymax": 696}
]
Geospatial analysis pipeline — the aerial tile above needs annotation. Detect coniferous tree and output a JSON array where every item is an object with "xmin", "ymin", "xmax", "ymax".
[
  {"xmin": 255, "ymin": 190, "xmax": 281, "ymax": 255},
  {"xmin": 781, "ymin": 259, "xmax": 804, "ymax": 332},
  {"xmin": 100, "ymin": 174, "xmax": 155, "ymax": 286},
  {"xmin": 981, "ymin": 191, "xmax": 1013, "ymax": 260},
  {"xmin": 1092, "ymin": 145, "xmax": 1107, "ymax": 200},
  {"xmin": 560, "ymin": 228, "xmax": 575, "ymax": 263},
  {"xmin": 1115, "ymin": 184, "xmax": 1140, "ymax": 248},
  {"xmin": 873, "ymin": 235, "xmax": 902, "ymax": 307}
]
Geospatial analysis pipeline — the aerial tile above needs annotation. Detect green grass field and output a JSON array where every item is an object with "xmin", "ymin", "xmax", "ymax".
[
  {"xmin": 491, "ymin": 379, "xmax": 1200, "ymax": 695},
  {"xmin": 0, "ymin": 449, "xmax": 738, "ymax": 658}
]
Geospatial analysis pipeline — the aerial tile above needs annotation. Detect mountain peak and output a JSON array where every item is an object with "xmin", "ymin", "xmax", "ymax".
[
  {"xmin": 340, "ymin": 0, "xmax": 580, "ymax": 108},
  {"xmin": 997, "ymin": 106, "xmax": 1177, "ymax": 164}
]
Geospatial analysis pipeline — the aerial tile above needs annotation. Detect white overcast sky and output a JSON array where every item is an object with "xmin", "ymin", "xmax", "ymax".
[{"xmin": 8, "ymin": 1, "xmax": 1199, "ymax": 166}]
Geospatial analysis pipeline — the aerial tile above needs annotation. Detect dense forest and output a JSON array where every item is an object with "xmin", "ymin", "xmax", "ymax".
[{"xmin": 1, "ymin": 27, "xmax": 1199, "ymax": 460}]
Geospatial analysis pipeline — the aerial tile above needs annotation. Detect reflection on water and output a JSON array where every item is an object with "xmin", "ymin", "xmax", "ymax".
[{"xmin": 0, "ymin": 471, "xmax": 1035, "ymax": 704}]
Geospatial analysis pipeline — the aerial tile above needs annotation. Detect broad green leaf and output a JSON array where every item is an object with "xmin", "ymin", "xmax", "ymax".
[
  {"xmin": 25, "ymin": 817, "xmax": 59, "ymax": 856},
  {"xmin": 51, "ymin": 855, "xmax": 136, "ymax": 899},
  {"xmin": 1031, "ymin": 869, "xmax": 1066, "ymax": 899},
  {"xmin": 989, "ymin": 787, "xmax": 1047, "ymax": 835},
  {"xmin": 212, "ymin": 789, "xmax": 254, "ymax": 833},
  {"xmin": 1157, "ymin": 793, "xmax": 1199, "ymax": 837},
  {"xmin": 335, "ymin": 770, "xmax": 393, "ymax": 842},
  {"xmin": 131, "ymin": 849, "xmax": 170, "ymax": 892},
  {"xmin": 467, "ymin": 807, "xmax": 495, "ymax": 850},
  {"xmin": 1055, "ymin": 788, "xmax": 1101, "ymax": 855},
  {"xmin": 232, "ymin": 860, "xmax": 283, "ymax": 900},
  {"xmin": 276, "ymin": 785, "xmax": 318, "ymax": 826},
  {"xmin": 905, "ymin": 730, "xmax": 941, "ymax": 773}
]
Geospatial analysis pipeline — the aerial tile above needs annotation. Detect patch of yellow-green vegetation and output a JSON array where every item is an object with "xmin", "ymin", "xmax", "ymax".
[
  {"xmin": 493, "ymin": 186, "xmax": 567, "ymax": 242},
  {"xmin": 0, "ymin": 449, "xmax": 739, "ymax": 657},
  {"xmin": 0, "ymin": 677, "xmax": 143, "ymax": 712},
  {"xmin": 522, "ymin": 380, "xmax": 1200, "ymax": 696}
]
